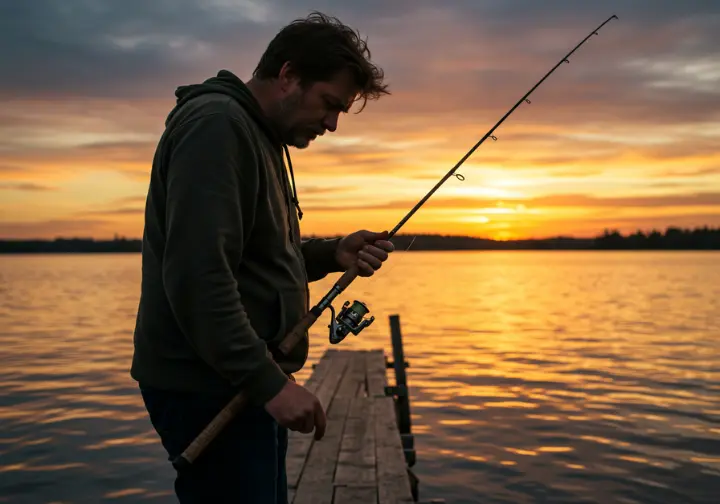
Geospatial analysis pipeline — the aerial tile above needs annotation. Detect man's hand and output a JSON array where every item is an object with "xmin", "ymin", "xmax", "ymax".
[
  {"xmin": 265, "ymin": 380, "xmax": 326, "ymax": 440},
  {"xmin": 336, "ymin": 230, "xmax": 395, "ymax": 277}
]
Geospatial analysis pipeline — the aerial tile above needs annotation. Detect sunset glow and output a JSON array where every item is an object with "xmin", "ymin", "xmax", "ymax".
[{"xmin": 1, "ymin": 2, "xmax": 719, "ymax": 240}]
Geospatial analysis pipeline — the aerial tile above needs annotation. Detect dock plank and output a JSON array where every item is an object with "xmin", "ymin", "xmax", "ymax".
[
  {"xmin": 293, "ymin": 351, "xmax": 364, "ymax": 504},
  {"xmin": 376, "ymin": 396, "xmax": 415, "ymax": 504},
  {"xmin": 335, "ymin": 353, "xmax": 376, "ymax": 488},
  {"xmin": 369, "ymin": 350, "xmax": 415, "ymax": 504},
  {"xmin": 286, "ymin": 347, "xmax": 417, "ymax": 504},
  {"xmin": 334, "ymin": 486, "xmax": 377, "ymax": 504},
  {"xmin": 366, "ymin": 349, "xmax": 388, "ymax": 397},
  {"xmin": 286, "ymin": 350, "xmax": 350, "ymax": 491}
]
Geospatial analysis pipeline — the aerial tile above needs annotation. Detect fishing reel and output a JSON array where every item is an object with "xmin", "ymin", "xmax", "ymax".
[{"xmin": 328, "ymin": 300, "xmax": 375, "ymax": 344}]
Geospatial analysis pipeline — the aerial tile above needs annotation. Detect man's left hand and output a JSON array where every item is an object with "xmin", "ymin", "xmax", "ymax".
[{"xmin": 336, "ymin": 230, "xmax": 395, "ymax": 277}]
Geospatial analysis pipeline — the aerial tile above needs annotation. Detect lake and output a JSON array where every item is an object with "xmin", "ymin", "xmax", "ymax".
[{"xmin": 1, "ymin": 251, "xmax": 718, "ymax": 503}]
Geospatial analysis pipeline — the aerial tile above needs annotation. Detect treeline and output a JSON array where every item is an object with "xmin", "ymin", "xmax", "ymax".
[
  {"xmin": 0, "ymin": 236, "xmax": 142, "ymax": 254},
  {"xmin": 0, "ymin": 227, "xmax": 718, "ymax": 253},
  {"xmin": 386, "ymin": 226, "xmax": 720, "ymax": 250},
  {"xmin": 594, "ymin": 227, "xmax": 720, "ymax": 250}
]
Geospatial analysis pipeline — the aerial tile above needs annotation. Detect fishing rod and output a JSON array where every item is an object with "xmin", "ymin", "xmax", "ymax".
[{"xmin": 172, "ymin": 13, "xmax": 618, "ymax": 470}]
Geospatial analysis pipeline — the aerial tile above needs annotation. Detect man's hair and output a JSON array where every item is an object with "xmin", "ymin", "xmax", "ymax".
[{"xmin": 253, "ymin": 11, "xmax": 389, "ymax": 112}]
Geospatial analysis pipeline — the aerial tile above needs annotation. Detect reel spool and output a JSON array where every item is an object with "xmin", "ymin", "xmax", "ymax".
[{"xmin": 328, "ymin": 300, "xmax": 375, "ymax": 344}]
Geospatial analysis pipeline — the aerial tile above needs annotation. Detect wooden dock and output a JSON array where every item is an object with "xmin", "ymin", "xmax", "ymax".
[{"xmin": 287, "ymin": 315, "xmax": 437, "ymax": 504}]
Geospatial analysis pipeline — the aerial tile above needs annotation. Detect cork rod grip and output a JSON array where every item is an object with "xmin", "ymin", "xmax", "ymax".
[
  {"xmin": 171, "ymin": 391, "xmax": 249, "ymax": 470},
  {"xmin": 335, "ymin": 267, "xmax": 359, "ymax": 291},
  {"xmin": 277, "ymin": 311, "xmax": 319, "ymax": 354}
]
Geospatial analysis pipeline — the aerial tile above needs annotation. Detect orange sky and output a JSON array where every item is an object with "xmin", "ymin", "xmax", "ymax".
[{"xmin": 1, "ymin": 1, "xmax": 719, "ymax": 240}]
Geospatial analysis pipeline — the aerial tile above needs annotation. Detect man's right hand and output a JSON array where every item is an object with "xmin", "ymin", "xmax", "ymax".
[{"xmin": 264, "ymin": 380, "xmax": 326, "ymax": 440}]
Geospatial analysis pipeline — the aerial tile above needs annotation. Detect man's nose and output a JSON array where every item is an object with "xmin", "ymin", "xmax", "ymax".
[{"xmin": 323, "ymin": 112, "xmax": 339, "ymax": 133}]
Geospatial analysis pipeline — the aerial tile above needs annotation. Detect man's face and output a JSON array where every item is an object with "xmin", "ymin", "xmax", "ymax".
[{"xmin": 272, "ymin": 67, "xmax": 358, "ymax": 149}]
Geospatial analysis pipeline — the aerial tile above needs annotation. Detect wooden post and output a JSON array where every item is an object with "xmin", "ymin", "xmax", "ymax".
[
  {"xmin": 387, "ymin": 313, "xmax": 419, "ymax": 504},
  {"xmin": 389, "ymin": 315, "xmax": 412, "ymax": 438},
  {"xmin": 386, "ymin": 316, "xmax": 446, "ymax": 504}
]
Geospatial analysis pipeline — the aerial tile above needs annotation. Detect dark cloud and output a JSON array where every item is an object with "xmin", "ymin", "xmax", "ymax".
[
  {"xmin": 298, "ymin": 185, "xmax": 352, "ymax": 195},
  {"xmin": 0, "ymin": 218, "xmax": 111, "ymax": 239},
  {"xmin": 0, "ymin": 0, "xmax": 270, "ymax": 99},
  {"xmin": 301, "ymin": 191, "xmax": 720, "ymax": 212},
  {"xmin": 0, "ymin": 139, "xmax": 156, "ymax": 178},
  {"xmin": 78, "ymin": 207, "xmax": 144, "ymax": 216},
  {"xmin": 0, "ymin": 182, "xmax": 57, "ymax": 191},
  {"xmin": 1, "ymin": 0, "xmax": 718, "ymax": 103}
]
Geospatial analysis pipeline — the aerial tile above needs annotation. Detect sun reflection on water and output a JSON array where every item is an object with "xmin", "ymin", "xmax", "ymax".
[{"xmin": 1, "ymin": 251, "xmax": 719, "ymax": 502}]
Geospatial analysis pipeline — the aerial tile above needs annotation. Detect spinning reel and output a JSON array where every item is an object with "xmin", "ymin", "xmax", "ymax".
[{"xmin": 328, "ymin": 300, "xmax": 375, "ymax": 344}]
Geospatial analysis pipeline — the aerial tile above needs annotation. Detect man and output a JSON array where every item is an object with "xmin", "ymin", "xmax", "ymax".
[{"xmin": 130, "ymin": 11, "xmax": 393, "ymax": 504}]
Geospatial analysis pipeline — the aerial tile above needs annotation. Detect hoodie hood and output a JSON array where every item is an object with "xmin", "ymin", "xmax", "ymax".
[
  {"xmin": 168, "ymin": 70, "xmax": 303, "ymax": 220},
  {"xmin": 169, "ymin": 70, "xmax": 282, "ymax": 145}
]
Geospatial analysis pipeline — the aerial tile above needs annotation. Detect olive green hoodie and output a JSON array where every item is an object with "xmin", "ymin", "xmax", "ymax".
[{"xmin": 130, "ymin": 70, "xmax": 343, "ymax": 405}]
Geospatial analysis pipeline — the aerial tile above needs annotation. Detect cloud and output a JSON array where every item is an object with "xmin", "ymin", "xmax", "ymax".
[
  {"xmin": 0, "ymin": 0, "xmax": 272, "ymax": 99},
  {"xmin": 3, "ymin": 1, "xmax": 719, "ymax": 144},
  {"xmin": 661, "ymin": 166, "xmax": 720, "ymax": 177},
  {"xmin": 531, "ymin": 192, "xmax": 720, "ymax": 208},
  {"xmin": 300, "ymin": 191, "xmax": 720, "ymax": 212},
  {"xmin": 78, "ymin": 208, "xmax": 145, "ymax": 217},
  {"xmin": 114, "ymin": 195, "xmax": 148, "ymax": 205},
  {"xmin": 2, "ymin": 1, "xmax": 718, "ymax": 102},
  {"xmin": 0, "ymin": 219, "xmax": 113, "ymax": 239},
  {"xmin": 0, "ymin": 138, "xmax": 156, "ymax": 180},
  {"xmin": 0, "ymin": 182, "xmax": 56, "ymax": 192}
]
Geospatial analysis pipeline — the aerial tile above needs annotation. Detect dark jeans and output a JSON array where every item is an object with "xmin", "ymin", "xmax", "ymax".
[{"xmin": 140, "ymin": 386, "xmax": 288, "ymax": 504}]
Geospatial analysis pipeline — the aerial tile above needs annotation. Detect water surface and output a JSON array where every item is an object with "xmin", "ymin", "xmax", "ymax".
[{"xmin": 1, "ymin": 251, "xmax": 718, "ymax": 503}]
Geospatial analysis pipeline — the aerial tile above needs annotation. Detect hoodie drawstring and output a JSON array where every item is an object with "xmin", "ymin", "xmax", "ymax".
[{"xmin": 282, "ymin": 144, "xmax": 303, "ymax": 221}]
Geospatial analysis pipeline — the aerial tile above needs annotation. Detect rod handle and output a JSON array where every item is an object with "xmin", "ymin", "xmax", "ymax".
[
  {"xmin": 336, "ymin": 266, "xmax": 359, "ymax": 291},
  {"xmin": 171, "ymin": 391, "xmax": 250, "ymax": 470},
  {"xmin": 277, "ymin": 310, "xmax": 319, "ymax": 354}
]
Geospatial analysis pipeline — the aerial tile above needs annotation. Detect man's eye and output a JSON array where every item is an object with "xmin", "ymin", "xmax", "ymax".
[{"xmin": 324, "ymin": 99, "xmax": 341, "ymax": 111}]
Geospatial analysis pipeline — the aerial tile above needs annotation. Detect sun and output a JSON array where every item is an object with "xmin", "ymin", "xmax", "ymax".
[{"xmin": 490, "ymin": 230, "xmax": 519, "ymax": 241}]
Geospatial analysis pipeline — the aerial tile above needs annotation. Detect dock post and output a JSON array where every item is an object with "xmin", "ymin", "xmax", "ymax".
[
  {"xmin": 386, "ymin": 314, "xmax": 418, "ymax": 500},
  {"xmin": 388, "ymin": 315, "xmax": 413, "ymax": 451}
]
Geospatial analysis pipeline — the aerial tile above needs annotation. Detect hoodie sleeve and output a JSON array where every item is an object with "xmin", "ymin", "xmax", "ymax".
[
  {"xmin": 300, "ymin": 237, "xmax": 344, "ymax": 281},
  {"xmin": 161, "ymin": 112, "xmax": 288, "ymax": 406}
]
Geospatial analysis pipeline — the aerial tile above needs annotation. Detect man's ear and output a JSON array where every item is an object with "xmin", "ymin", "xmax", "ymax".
[{"xmin": 277, "ymin": 61, "xmax": 301, "ymax": 93}]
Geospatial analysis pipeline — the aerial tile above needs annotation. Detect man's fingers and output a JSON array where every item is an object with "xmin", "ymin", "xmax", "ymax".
[
  {"xmin": 359, "ymin": 250, "xmax": 383, "ymax": 269},
  {"xmin": 374, "ymin": 239, "xmax": 395, "ymax": 252},
  {"xmin": 364, "ymin": 244, "xmax": 390, "ymax": 261},
  {"xmin": 360, "ymin": 229, "xmax": 389, "ymax": 242},
  {"xmin": 314, "ymin": 403, "xmax": 327, "ymax": 440},
  {"xmin": 357, "ymin": 259, "xmax": 374, "ymax": 277},
  {"xmin": 292, "ymin": 416, "xmax": 312, "ymax": 434}
]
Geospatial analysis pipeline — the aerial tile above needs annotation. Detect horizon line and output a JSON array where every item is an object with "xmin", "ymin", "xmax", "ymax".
[{"xmin": 2, "ymin": 225, "xmax": 719, "ymax": 243}]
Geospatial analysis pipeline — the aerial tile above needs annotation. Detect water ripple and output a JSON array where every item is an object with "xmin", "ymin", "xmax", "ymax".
[{"xmin": 1, "ymin": 251, "xmax": 719, "ymax": 503}]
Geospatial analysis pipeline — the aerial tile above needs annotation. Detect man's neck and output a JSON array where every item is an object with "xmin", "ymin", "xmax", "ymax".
[
  {"xmin": 245, "ymin": 77, "xmax": 275, "ymax": 116},
  {"xmin": 245, "ymin": 77, "xmax": 286, "ymax": 144}
]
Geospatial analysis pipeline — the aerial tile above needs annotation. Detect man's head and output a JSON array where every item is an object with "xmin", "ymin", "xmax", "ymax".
[{"xmin": 248, "ymin": 11, "xmax": 389, "ymax": 148}]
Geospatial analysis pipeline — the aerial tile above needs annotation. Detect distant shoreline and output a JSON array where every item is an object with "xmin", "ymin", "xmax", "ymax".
[{"xmin": 1, "ymin": 227, "xmax": 718, "ymax": 252}]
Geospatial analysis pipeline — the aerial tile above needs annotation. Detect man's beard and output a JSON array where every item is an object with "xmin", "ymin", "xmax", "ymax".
[{"xmin": 269, "ymin": 91, "xmax": 313, "ymax": 149}]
